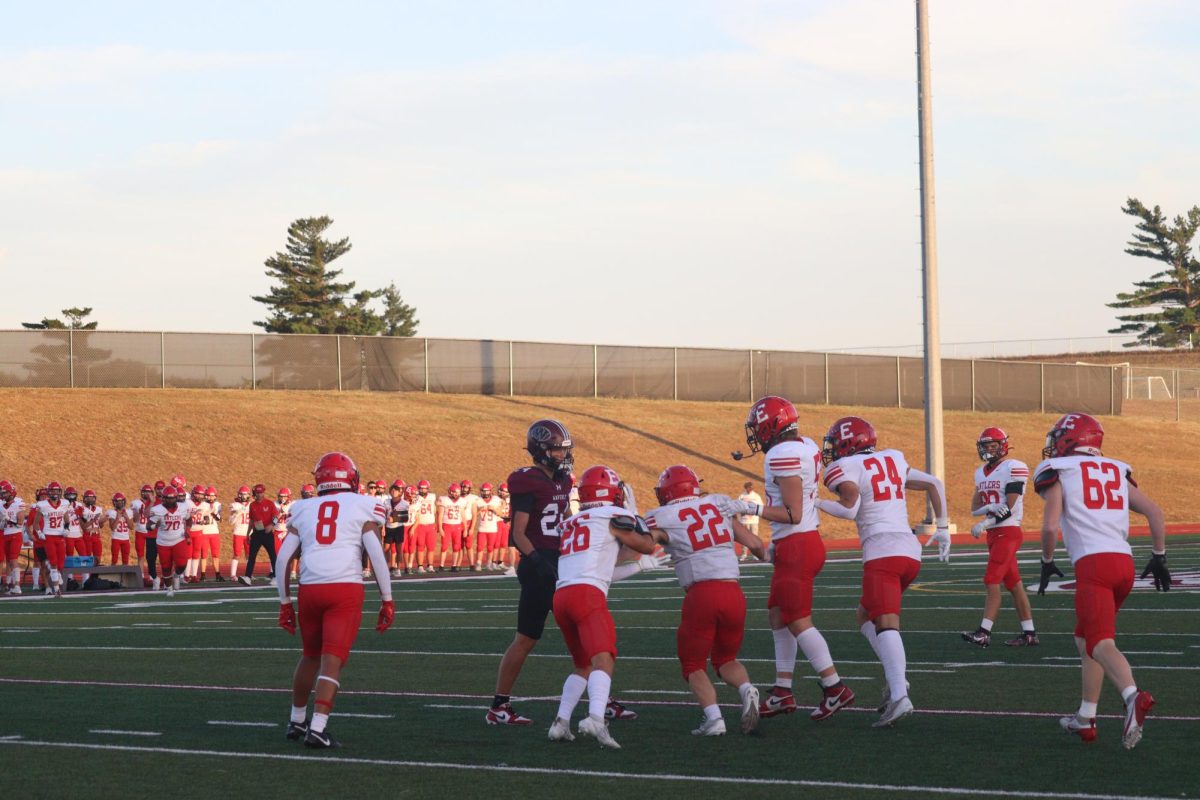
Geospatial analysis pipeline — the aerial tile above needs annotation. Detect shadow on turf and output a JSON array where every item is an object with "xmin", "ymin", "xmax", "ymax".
[{"xmin": 494, "ymin": 397, "xmax": 760, "ymax": 483}]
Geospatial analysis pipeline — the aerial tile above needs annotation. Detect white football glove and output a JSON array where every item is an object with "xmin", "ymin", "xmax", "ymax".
[
  {"xmin": 970, "ymin": 520, "xmax": 989, "ymax": 539},
  {"xmin": 925, "ymin": 525, "xmax": 951, "ymax": 562},
  {"xmin": 637, "ymin": 552, "xmax": 670, "ymax": 571},
  {"xmin": 620, "ymin": 482, "xmax": 639, "ymax": 515},
  {"xmin": 983, "ymin": 502, "xmax": 1011, "ymax": 520}
]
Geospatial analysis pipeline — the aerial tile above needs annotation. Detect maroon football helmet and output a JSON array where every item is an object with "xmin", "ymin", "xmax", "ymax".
[
  {"xmin": 655, "ymin": 465, "xmax": 702, "ymax": 505},
  {"xmin": 1043, "ymin": 413, "xmax": 1104, "ymax": 458},
  {"xmin": 745, "ymin": 396, "xmax": 799, "ymax": 455},
  {"xmin": 526, "ymin": 419, "xmax": 574, "ymax": 478},
  {"xmin": 822, "ymin": 416, "xmax": 877, "ymax": 465},
  {"xmin": 977, "ymin": 427, "xmax": 1010, "ymax": 463}
]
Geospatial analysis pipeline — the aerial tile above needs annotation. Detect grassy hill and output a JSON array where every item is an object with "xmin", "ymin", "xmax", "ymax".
[{"xmin": 2, "ymin": 388, "xmax": 1196, "ymax": 540}]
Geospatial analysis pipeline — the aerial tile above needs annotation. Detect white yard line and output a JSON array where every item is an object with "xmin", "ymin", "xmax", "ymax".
[
  {"xmin": 88, "ymin": 729, "xmax": 161, "ymax": 737},
  {"xmin": 0, "ymin": 737, "xmax": 1184, "ymax": 800},
  {"xmin": 207, "ymin": 721, "xmax": 276, "ymax": 728}
]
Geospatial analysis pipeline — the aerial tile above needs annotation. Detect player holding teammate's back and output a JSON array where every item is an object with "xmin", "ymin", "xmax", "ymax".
[
  {"xmin": 546, "ymin": 466, "xmax": 658, "ymax": 748},
  {"xmin": 961, "ymin": 427, "xmax": 1039, "ymax": 648},
  {"xmin": 1034, "ymin": 413, "xmax": 1167, "ymax": 749},
  {"xmin": 275, "ymin": 452, "xmax": 395, "ymax": 749},
  {"xmin": 819, "ymin": 416, "xmax": 950, "ymax": 727},
  {"xmin": 645, "ymin": 465, "xmax": 766, "ymax": 736},
  {"xmin": 740, "ymin": 396, "xmax": 854, "ymax": 722}
]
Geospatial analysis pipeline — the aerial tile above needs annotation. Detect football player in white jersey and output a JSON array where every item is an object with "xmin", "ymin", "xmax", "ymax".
[
  {"xmin": 736, "ymin": 396, "xmax": 854, "ymax": 722},
  {"xmin": 1034, "ymin": 413, "xmax": 1166, "ymax": 749},
  {"xmin": 204, "ymin": 486, "xmax": 224, "ymax": 582},
  {"xmin": 106, "ymin": 492, "xmax": 135, "ymax": 565},
  {"xmin": 472, "ymin": 483, "xmax": 503, "ymax": 572},
  {"xmin": 34, "ymin": 482, "xmax": 73, "ymax": 595},
  {"xmin": 436, "ymin": 483, "xmax": 469, "ymax": 572},
  {"xmin": 80, "ymin": 490, "xmax": 104, "ymax": 569},
  {"xmin": 961, "ymin": 427, "xmax": 1039, "ymax": 648},
  {"xmin": 131, "ymin": 484, "xmax": 154, "ymax": 581},
  {"xmin": 645, "ymin": 465, "xmax": 765, "ymax": 736},
  {"xmin": 1, "ymin": 481, "xmax": 28, "ymax": 594},
  {"xmin": 147, "ymin": 486, "xmax": 191, "ymax": 597},
  {"xmin": 275, "ymin": 452, "xmax": 395, "ymax": 749},
  {"xmin": 546, "ymin": 466, "xmax": 657, "ymax": 749},
  {"xmin": 819, "ymin": 416, "xmax": 949, "ymax": 728},
  {"xmin": 459, "ymin": 479, "xmax": 477, "ymax": 565},
  {"xmin": 228, "ymin": 486, "xmax": 252, "ymax": 580}
]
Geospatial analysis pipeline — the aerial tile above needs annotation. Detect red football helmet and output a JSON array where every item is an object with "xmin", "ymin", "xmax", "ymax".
[
  {"xmin": 140, "ymin": 484, "xmax": 153, "ymax": 494},
  {"xmin": 460, "ymin": 479, "xmax": 472, "ymax": 493},
  {"xmin": 112, "ymin": 492, "xmax": 127, "ymax": 508},
  {"xmin": 154, "ymin": 480, "xmax": 166, "ymax": 493},
  {"xmin": 191, "ymin": 484, "xmax": 204, "ymax": 497},
  {"xmin": 300, "ymin": 484, "xmax": 316, "ymax": 499},
  {"xmin": 237, "ymin": 486, "xmax": 251, "ymax": 501},
  {"xmin": 278, "ymin": 487, "xmax": 292, "ymax": 501},
  {"xmin": 313, "ymin": 451, "xmax": 359, "ymax": 494},
  {"xmin": 36, "ymin": 487, "xmax": 48, "ymax": 500},
  {"xmin": 0, "ymin": 480, "xmax": 13, "ymax": 498},
  {"xmin": 82, "ymin": 489, "xmax": 97, "ymax": 504},
  {"xmin": 64, "ymin": 486, "xmax": 77, "ymax": 496},
  {"xmin": 47, "ymin": 481, "xmax": 63, "ymax": 492},
  {"xmin": 976, "ymin": 427, "xmax": 1010, "ymax": 463},
  {"xmin": 577, "ymin": 465, "xmax": 625, "ymax": 507},
  {"xmin": 526, "ymin": 419, "xmax": 574, "ymax": 477},
  {"xmin": 655, "ymin": 465, "xmax": 702, "ymax": 504},
  {"xmin": 205, "ymin": 485, "xmax": 216, "ymax": 497},
  {"xmin": 162, "ymin": 486, "xmax": 179, "ymax": 504},
  {"xmin": 498, "ymin": 482, "xmax": 509, "ymax": 495},
  {"xmin": 390, "ymin": 479, "xmax": 405, "ymax": 491},
  {"xmin": 404, "ymin": 484, "xmax": 418, "ymax": 501},
  {"xmin": 822, "ymin": 416, "xmax": 877, "ymax": 465},
  {"xmin": 170, "ymin": 475, "xmax": 186, "ymax": 490},
  {"xmin": 447, "ymin": 483, "xmax": 461, "ymax": 498},
  {"xmin": 745, "ymin": 396, "xmax": 799, "ymax": 454},
  {"xmin": 417, "ymin": 479, "xmax": 430, "ymax": 493},
  {"xmin": 1043, "ymin": 413, "xmax": 1104, "ymax": 459},
  {"xmin": 480, "ymin": 482, "xmax": 494, "ymax": 498}
]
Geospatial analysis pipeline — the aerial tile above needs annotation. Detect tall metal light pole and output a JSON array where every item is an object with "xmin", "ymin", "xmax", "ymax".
[{"xmin": 916, "ymin": 0, "xmax": 948, "ymax": 527}]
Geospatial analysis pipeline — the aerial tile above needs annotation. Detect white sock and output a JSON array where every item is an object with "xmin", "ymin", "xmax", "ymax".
[
  {"xmin": 859, "ymin": 621, "xmax": 881, "ymax": 656},
  {"xmin": 556, "ymin": 673, "xmax": 587, "ymax": 722},
  {"xmin": 173, "ymin": 573, "xmax": 181, "ymax": 590},
  {"xmin": 773, "ymin": 627, "xmax": 798, "ymax": 677},
  {"xmin": 1020, "ymin": 618, "xmax": 1035, "ymax": 632},
  {"xmin": 738, "ymin": 682, "xmax": 754, "ymax": 701},
  {"xmin": 1121, "ymin": 685, "xmax": 1138, "ymax": 704},
  {"xmin": 11, "ymin": 568, "xmax": 20, "ymax": 586},
  {"xmin": 703, "ymin": 704, "xmax": 721, "ymax": 721},
  {"xmin": 586, "ymin": 671, "xmax": 612, "ymax": 720},
  {"xmin": 876, "ymin": 629, "xmax": 908, "ymax": 702},
  {"xmin": 796, "ymin": 627, "xmax": 835, "ymax": 675},
  {"xmin": 310, "ymin": 711, "xmax": 329, "ymax": 733},
  {"xmin": 290, "ymin": 705, "xmax": 307, "ymax": 723},
  {"xmin": 980, "ymin": 618, "xmax": 994, "ymax": 632},
  {"xmin": 32, "ymin": 567, "xmax": 40, "ymax": 587},
  {"xmin": 230, "ymin": 560, "xmax": 239, "ymax": 578},
  {"xmin": 1078, "ymin": 700, "xmax": 1098, "ymax": 719}
]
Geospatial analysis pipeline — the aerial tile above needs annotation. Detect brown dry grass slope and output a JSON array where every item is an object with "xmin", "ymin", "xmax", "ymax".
[{"xmin": 2, "ymin": 389, "xmax": 1197, "ymax": 543}]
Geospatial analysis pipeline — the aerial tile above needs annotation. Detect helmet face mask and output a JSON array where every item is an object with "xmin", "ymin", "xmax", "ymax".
[
  {"xmin": 977, "ymin": 427, "xmax": 1010, "ymax": 463},
  {"xmin": 526, "ymin": 419, "xmax": 574, "ymax": 478},
  {"xmin": 113, "ymin": 493, "xmax": 127, "ymax": 509}
]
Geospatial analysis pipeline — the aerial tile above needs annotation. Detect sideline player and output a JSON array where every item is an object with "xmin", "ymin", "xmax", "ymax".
[
  {"xmin": 275, "ymin": 452, "xmax": 395, "ymax": 748},
  {"xmin": 472, "ymin": 483, "xmax": 502, "ymax": 572},
  {"xmin": 228, "ymin": 486, "xmax": 252, "ymax": 581},
  {"xmin": 411, "ymin": 481, "xmax": 437, "ymax": 573},
  {"xmin": 243, "ymin": 484, "xmax": 279, "ymax": 586},
  {"xmin": 148, "ymin": 486, "xmax": 190, "ymax": 597},
  {"xmin": 546, "ymin": 466, "xmax": 657, "ymax": 748},
  {"xmin": 961, "ymin": 427, "xmax": 1038, "ymax": 647},
  {"xmin": 1, "ymin": 481, "xmax": 28, "ymax": 594},
  {"xmin": 819, "ymin": 415, "xmax": 950, "ymax": 727},
  {"xmin": 276, "ymin": 488, "xmax": 297, "ymax": 580},
  {"xmin": 738, "ymin": 396, "xmax": 854, "ymax": 722},
  {"xmin": 487, "ymin": 419, "xmax": 575, "ymax": 725},
  {"xmin": 80, "ymin": 490, "xmax": 104, "ymax": 568},
  {"xmin": 645, "ymin": 465, "xmax": 765, "ymax": 736},
  {"xmin": 131, "ymin": 485, "xmax": 154, "ymax": 581},
  {"xmin": 497, "ymin": 483, "xmax": 513, "ymax": 570},
  {"xmin": 735, "ymin": 481, "xmax": 764, "ymax": 560},
  {"xmin": 204, "ymin": 486, "xmax": 224, "ymax": 581},
  {"xmin": 33, "ymin": 482, "xmax": 72, "ymax": 596},
  {"xmin": 437, "ymin": 483, "xmax": 468, "ymax": 572},
  {"xmin": 1035, "ymin": 413, "xmax": 1166, "ymax": 749},
  {"xmin": 106, "ymin": 492, "xmax": 135, "ymax": 565}
]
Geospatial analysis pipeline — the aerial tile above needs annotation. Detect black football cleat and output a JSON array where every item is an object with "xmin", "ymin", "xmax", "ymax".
[
  {"xmin": 286, "ymin": 720, "xmax": 309, "ymax": 741},
  {"xmin": 304, "ymin": 727, "xmax": 340, "ymax": 749}
]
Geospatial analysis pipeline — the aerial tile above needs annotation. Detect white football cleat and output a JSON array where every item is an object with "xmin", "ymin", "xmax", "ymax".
[
  {"xmin": 8, "ymin": 586, "xmax": 20, "ymax": 596},
  {"xmin": 878, "ymin": 680, "xmax": 911, "ymax": 713},
  {"xmin": 1060, "ymin": 714, "xmax": 1097, "ymax": 742},
  {"xmin": 740, "ymin": 686, "xmax": 760, "ymax": 734},
  {"xmin": 547, "ymin": 717, "xmax": 575, "ymax": 742},
  {"xmin": 578, "ymin": 715, "xmax": 620, "ymax": 749},
  {"xmin": 165, "ymin": 586, "xmax": 175, "ymax": 598},
  {"xmin": 691, "ymin": 716, "xmax": 726, "ymax": 736},
  {"xmin": 873, "ymin": 696, "xmax": 914, "ymax": 728},
  {"xmin": 1122, "ymin": 691, "xmax": 1155, "ymax": 750}
]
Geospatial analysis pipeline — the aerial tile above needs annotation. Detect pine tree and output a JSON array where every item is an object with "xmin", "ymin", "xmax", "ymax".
[
  {"xmin": 253, "ymin": 217, "xmax": 357, "ymax": 333},
  {"xmin": 22, "ymin": 306, "xmax": 98, "ymax": 330},
  {"xmin": 1108, "ymin": 198, "xmax": 1200, "ymax": 348},
  {"xmin": 379, "ymin": 282, "xmax": 419, "ymax": 337}
]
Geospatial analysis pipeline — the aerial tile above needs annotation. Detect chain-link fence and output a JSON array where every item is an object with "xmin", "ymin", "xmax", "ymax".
[
  {"xmin": 1115, "ymin": 364, "xmax": 1200, "ymax": 422},
  {"xmin": 0, "ymin": 329, "xmax": 1126, "ymax": 415}
]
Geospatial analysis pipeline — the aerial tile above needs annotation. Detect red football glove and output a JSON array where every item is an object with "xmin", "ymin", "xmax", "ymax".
[
  {"xmin": 376, "ymin": 599, "xmax": 395, "ymax": 633},
  {"xmin": 278, "ymin": 601, "xmax": 297, "ymax": 635}
]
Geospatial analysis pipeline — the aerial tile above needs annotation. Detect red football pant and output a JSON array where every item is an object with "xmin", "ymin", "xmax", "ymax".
[
  {"xmin": 67, "ymin": 538, "xmax": 87, "ymax": 557},
  {"xmin": 984, "ymin": 526, "xmax": 1024, "ymax": 589},
  {"xmin": 86, "ymin": 534, "xmax": 102, "ymax": 560},
  {"xmin": 110, "ymin": 539, "xmax": 131, "ymax": 565},
  {"xmin": 415, "ymin": 523, "xmax": 436, "ymax": 551},
  {"xmin": 135, "ymin": 532, "xmax": 147, "ymax": 559},
  {"xmin": 767, "ymin": 531, "xmax": 826, "ymax": 624},
  {"xmin": 232, "ymin": 535, "xmax": 248, "ymax": 558},
  {"xmin": 2, "ymin": 532, "xmax": 22, "ymax": 562},
  {"xmin": 42, "ymin": 536, "xmax": 67, "ymax": 570},
  {"xmin": 206, "ymin": 533, "xmax": 221, "ymax": 561},
  {"xmin": 158, "ymin": 542, "xmax": 188, "ymax": 573},
  {"xmin": 442, "ymin": 524, "xmax": 464, "ymax": 552},
  {"xmin": 861, "ymin": 556, "xmax": 921, "ymax": 619},
  {"xmin": 677, "ymin": 580, "xmax": 747, "ymax": 679},
  {"xmin": 1073, "ymin": 552, "xmax": 1134, "ymax": 657},
  {"xmin": 401, "ymin": 527, "xmax": 417, "ymax": 555},
  {"xmin": 553, "ymin": 583, "xmax": 617, "ymax": 669},
  {"xmin": 299, "ymin": 582, "xmax": 365, "ymax": 663},
  {"xmin": 187, "ymin": 531, "xmax": 205, "ymax": 559},
  {"xmin": 477, "ymin": 530, "xmax": 498, "ymax": 552}
]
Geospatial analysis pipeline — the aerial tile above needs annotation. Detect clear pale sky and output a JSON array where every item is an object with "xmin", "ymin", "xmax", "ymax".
[{"xmin": 4, "ymin": 1, "xmax": 1198, "ymax": 352}]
